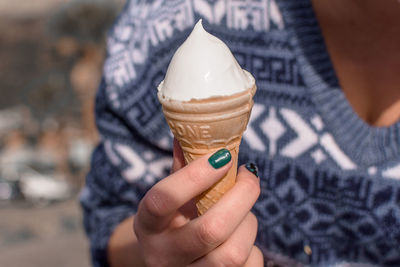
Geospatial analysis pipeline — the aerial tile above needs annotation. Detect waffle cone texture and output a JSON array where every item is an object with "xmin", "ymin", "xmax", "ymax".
[{"xmin": 158, "ymin": 84, "xmax": 256, "ymax": 215}]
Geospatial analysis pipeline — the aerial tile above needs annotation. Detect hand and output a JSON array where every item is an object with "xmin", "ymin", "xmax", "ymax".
[{"xmin": 133, "ymin": 140, "xmax": 263, "ymax": 266}]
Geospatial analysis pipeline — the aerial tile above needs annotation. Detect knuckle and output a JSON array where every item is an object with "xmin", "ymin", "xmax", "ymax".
[
  {"xmin": 221, "ymin": 245, "xmax": 249, "ymax": 267},
  {"xmin": 197, "ymin": 217, "xmax": 225, "ymax": 246},
  {"xmin": 140, "ymin": 242, "xmax": 171, "ymax": 267},
  {"xmin": 142, "ymin": 189, "xmax": 169, "ymax": 218}
]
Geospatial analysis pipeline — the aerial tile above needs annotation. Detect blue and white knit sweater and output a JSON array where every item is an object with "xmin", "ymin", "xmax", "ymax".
[{"xmin": 80, "ymin": 0, "xmax": 400, "ymax": 266}]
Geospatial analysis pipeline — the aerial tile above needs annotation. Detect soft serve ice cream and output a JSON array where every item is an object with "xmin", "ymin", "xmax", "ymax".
[
  {"xmin": 157, "ymin": 19, "xmax": 256, "ymax": 215},
  {"xmin": 158, "ymin": 19, "xmax": 254, "ymax": 101}
]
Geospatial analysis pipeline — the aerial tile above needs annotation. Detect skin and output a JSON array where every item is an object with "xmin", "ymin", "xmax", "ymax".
[
  {"xmin": 312, "ymin": 0, "xmax": 400, "ymax": 126},
  {"xmin": 108, "ymin": 139, "xmax": 263, "ymax": 267},
  {"xmin": 108, "ymin": 1, "xmax": 400, "ymax": 266}
]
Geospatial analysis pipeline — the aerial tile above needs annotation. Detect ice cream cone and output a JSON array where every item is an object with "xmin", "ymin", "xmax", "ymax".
[{"xmin": 158, "ymin": 83, "xmax": 256, "ymax": 215}]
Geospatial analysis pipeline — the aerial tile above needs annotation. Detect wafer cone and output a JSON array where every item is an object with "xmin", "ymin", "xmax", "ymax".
[{"xmin": 158, "ymin": 84, "xmax": 256, "ymax": 215}]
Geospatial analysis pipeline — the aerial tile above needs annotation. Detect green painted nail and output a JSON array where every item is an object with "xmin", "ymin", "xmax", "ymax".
[
  {"xmin": 208, "ymin": 149, "xmax": 231, "ymax": 169},
  {"xmin": 245, "ymin": 163, "xmax": 259, "ymax": 177}
]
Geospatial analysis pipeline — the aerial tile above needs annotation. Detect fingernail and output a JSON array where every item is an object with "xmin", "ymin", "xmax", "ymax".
[
  {"xmin": 208, "ymin": 149, "xmax": 231, "ymax": 169},
  {"xmin": 245, "ymin": 163, "xmax": 259, "ymax": 177}
]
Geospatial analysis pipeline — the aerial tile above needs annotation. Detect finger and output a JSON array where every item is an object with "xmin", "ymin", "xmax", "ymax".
[
  {"xmin": 188, "ymin": 212, "xmax": 259, "ymax": 267},
  {"xmin": 244, "ymin": 246, "xmax": 264, "ymax": 267},
  {"xmin": 136, "ymin": 149, "xmax": 233, "ymax": 233},
  {"xmin": 172, "ymin": 138, "xmax": 185, "ymax": 173},
  {"xmin": 176, "ymin": 199, "xmax": 198, "ymax": 222},
  {"xmin": 174, "ymin": 165, "xmax": 260, "ymax": 259}
]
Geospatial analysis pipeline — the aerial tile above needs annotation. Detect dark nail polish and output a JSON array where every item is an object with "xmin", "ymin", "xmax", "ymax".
[
  {"xmin": 245, "ymin": 163, "xmax": 259, "ymax": 177},
  {"xmin": 208, "ymin": 149, "xmax": 231, "ymax": 169}
]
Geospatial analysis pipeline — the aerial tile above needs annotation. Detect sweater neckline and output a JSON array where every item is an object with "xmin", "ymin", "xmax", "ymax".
[{"xmin": 279, "ymin": 0, "xmax": 400, "ymax": 166}]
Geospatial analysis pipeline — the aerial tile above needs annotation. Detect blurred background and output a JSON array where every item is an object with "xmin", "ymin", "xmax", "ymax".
[{"xmin": 0, "ymin": 0, "xmax": 125, "ymax": 266}]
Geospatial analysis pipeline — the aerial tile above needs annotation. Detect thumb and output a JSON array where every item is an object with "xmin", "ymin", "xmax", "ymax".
[{"xmin": 172, "ymin": 138, "xmax": 185, "ymax": 173}]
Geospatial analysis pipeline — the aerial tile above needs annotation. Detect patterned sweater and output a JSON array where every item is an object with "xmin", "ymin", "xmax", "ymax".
[{"xmin": 80, "ymin": 0, "xmax": 400, "ymax": 266}]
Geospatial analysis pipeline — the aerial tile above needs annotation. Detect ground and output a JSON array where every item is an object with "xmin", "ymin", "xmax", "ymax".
[{"xmin": 0, "ymin": 199, "xmax": 90, "ymax": 267}]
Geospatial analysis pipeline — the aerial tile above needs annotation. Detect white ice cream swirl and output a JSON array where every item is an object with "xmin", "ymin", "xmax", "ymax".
[{"xmin": 158, "ymin": 20, "xmax": 254, "ymax": 101}]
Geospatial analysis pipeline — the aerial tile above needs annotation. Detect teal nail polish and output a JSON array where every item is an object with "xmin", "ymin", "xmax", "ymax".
[
  {"xmin": 245, "ymin": 163, "xmax": 259, "ymax": 177},
  {"xmin": 208, "ymin": 149, "xmax": 231, "ymax": 169}
]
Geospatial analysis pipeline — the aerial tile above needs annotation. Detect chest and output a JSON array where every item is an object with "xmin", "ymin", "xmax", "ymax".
[{"xmin": 312, "ymin": 0, "xmax": 400, "ymax": 126}]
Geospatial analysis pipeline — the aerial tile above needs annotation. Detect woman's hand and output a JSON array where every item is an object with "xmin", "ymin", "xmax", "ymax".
[{"xmin": 133, "ymin": 140, "xmax": 263, "ymax": 267}]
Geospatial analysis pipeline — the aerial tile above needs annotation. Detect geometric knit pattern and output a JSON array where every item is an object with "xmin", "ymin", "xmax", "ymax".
[{"xmin": 80, "ymin": 1, "xmax": 400, "ymax": 266}]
